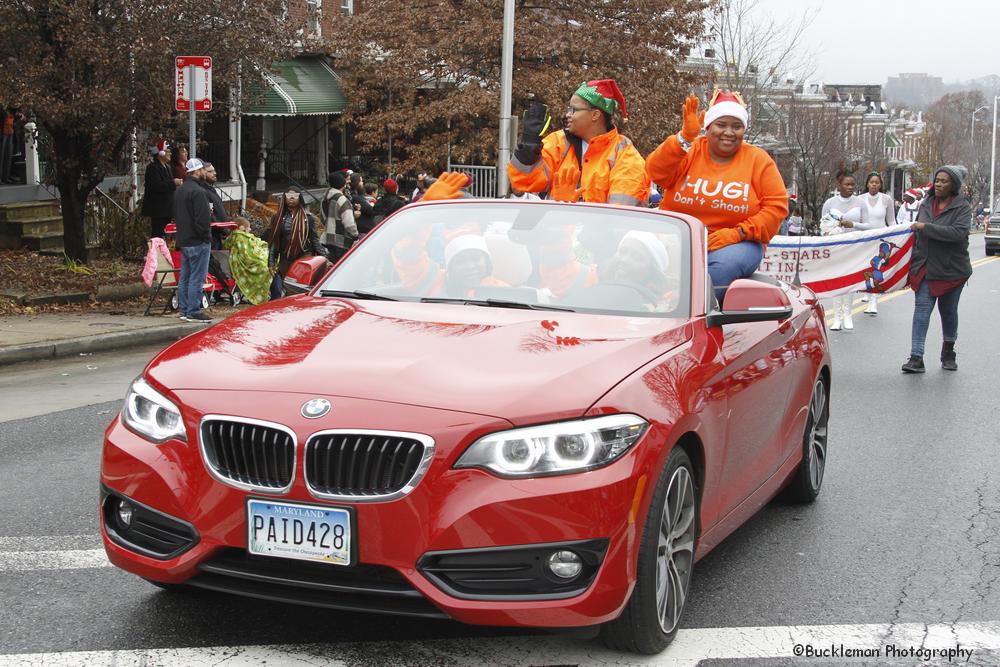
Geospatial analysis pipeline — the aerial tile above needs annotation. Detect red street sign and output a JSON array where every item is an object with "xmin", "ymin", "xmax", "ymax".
[{"xmin": 175, "ymin": 56, "xmax": 213, "ymax": 112}]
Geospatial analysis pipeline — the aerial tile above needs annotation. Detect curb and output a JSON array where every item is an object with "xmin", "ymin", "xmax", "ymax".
[{"xmin": 0, "ymin": 322, "xmax": 200, "ymax": 366}]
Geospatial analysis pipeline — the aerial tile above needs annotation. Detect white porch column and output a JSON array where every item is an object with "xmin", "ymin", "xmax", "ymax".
[
  {"xmin": 228, "ymin": 100, "xmax": 239, "ymax": 185},
  {"xmin": 316, "ymin": 116, "xmax": 329, "ymax": 186},
  {"xmin": 24, "ymin": 122, "xmax": 40, "ymax": 186}
]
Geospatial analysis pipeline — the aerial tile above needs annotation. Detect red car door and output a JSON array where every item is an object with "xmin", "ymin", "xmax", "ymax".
[{"xmin": 714, "ymin": 315, "xmax": 797, "ymax": 517}]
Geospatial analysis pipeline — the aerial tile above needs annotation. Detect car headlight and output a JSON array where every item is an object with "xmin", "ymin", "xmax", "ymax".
[
  {"xmin": 122, "ymin": 378, "xmax": 186, "ymax": 443},
  {"xmin": 454, "ymin": 414, "xmax": 648, "ymax": 478}
]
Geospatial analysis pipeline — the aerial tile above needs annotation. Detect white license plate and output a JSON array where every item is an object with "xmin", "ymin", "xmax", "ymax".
[{"xmin": 247, "ymin": 499, "xmax": 351, "ymax": 566}]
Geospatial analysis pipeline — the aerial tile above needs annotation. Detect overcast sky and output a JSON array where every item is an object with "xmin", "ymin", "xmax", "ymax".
[{"xmin": 750, "ymin": 0, "xmax": 999, "ymax": 85}]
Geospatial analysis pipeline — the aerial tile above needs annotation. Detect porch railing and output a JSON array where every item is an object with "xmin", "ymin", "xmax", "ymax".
[{"xmin": 449, "ymin": 164, "xmax": 498, "ymax": 198}]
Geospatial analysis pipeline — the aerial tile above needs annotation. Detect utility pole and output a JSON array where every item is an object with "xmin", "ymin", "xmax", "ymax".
[
  {"xmin": 497, "ymin": 0, "xmax": 514, "ymax": 198},
  {"xmin": 991, "ymin": 97, "xmax": 998, "ymax": 212}
]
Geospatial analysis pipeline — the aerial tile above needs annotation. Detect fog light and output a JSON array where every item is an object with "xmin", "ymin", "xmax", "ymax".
[
  {"xmin": 547, "ymin": 550, "xmax": 582, "ymax": 579},
  {"xmin": 117, "ymin": 500, "xmax": 134, "ymax": 528}
]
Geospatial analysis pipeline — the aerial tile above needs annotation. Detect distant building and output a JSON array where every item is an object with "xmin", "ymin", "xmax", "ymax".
[{"xmin": 884, "ymin": 73, "xmax": 945, "ymax": 109}]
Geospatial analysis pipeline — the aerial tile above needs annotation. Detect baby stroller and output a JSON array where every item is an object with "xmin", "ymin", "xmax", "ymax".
[{"xmin": 162, "ymin": 221, "xmax": 242, "ymax": 312}]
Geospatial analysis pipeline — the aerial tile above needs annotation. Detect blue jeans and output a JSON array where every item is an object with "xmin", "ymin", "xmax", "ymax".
[
  {"xmin": 270, "ymin": 272, "xmax": 284, "ymax": 300},
  {"xmin": 910, "ymin": 280, "xmax": 962, "ymax": 356},
  {"xmin": 178, "ymin": 244, "xmax": 211, "ymax": 316},
  {"xmin": 708, "ymin": 241, "xmax": 765, "ymax": 302}
]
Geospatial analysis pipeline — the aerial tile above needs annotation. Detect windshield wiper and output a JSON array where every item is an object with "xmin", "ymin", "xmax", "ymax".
[
  {"xmin": 420, "ymin": 297, "xmax": 574, "ymax": 312},
  {"xmin": 319, "ymin": 289, "xmax": 398, "ymax": 301}
]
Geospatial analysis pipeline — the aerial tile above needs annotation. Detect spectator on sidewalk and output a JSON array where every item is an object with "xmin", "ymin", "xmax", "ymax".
[
  {"xmin": 223, "ymin": 216, "xmax": 272, "ymax": 305},
  {"xmin": 321, "ymin": 171, "xmax": 358, "ymax": 260},
  {"xmin": 1, "ymin": 105, "xmax": 15, "ymax": 184},
  {"xmin": 170, "ymin": 145, "xmax": 189, "ymax": 183},
  {"xmin": 349, "ymin": 172, "xmax": 378, "ymax": 236},
  {"xmin": 268, "ymin": 186, "xmax": 326, "ymax": 300},
  {"xmin": 901, "ymin": 165, "xmax": 973, "ymax": 374},
  {"xmin": 174, "ymin": 158, "xmax": 214, "ymax": 322},
  {"xmin": 373, "ymin": 178, "xmax": 407, "ymax": 220},
  {"xmin": 142, "ymin": 141, "xmax": 177, "ymax": 238}
]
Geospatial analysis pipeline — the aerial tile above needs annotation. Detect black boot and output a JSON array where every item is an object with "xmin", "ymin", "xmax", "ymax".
[
  {"xmin": 901, "ymin": 355, "xmax": 925, "ymax": 373},
  {"xmin": 941, "ymin": 342, "xmax": 957, "ymax": 371}
]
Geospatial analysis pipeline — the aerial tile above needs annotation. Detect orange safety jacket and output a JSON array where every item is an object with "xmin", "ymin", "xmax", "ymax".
[{"xmin": 508, "ymin": 128, "xmax": 649, "ymax": 206}]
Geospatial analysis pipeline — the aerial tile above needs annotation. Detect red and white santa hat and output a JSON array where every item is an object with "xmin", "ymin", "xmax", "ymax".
[
  {"xmin": 903, "ymin": 188, "xmax": 921, "ymax": 200},
  {"xmin": 155, "ymin": 140, "xmax": 170, "ymax": 156},
  {"xmin": 703, "ymin": 90, "xmax": 749, "ymax": 130}
]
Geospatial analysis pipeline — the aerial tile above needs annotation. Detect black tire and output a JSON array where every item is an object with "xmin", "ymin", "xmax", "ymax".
[
  {"xmin": 781, "ymin": 375, "xmax": 829, "ymax": 503},
  {"xmin": 231, "ymin": 287, "xmax": 243, "ymax": 306},
  {"xmin": 600, "ymin": 446, "xmax": 697, "ymax": 654}
]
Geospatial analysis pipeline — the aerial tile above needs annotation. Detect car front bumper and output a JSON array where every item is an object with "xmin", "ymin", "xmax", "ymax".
[{"xmin": 100, "ymin": 398, "xmax": 653, "ymax": 627}]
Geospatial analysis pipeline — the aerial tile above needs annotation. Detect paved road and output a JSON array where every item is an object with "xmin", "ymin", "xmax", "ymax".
[{"xmin": 1, "ymin": 241, "xmax": 998, "ymax": 666}]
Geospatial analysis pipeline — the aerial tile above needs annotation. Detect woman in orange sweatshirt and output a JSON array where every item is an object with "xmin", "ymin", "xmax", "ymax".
[{"xmin": 646, "ymin": 91, "xmax": 787, "ymax": 300}]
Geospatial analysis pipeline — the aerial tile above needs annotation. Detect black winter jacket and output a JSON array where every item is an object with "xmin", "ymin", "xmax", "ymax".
[
  {"xmin": 372, "ymin": 193, "xmax": 407, "ymax": 221},
  {"xmin": 174, "ymin": 178, "xmax": 212, "ymax": 248},
  {"xmin": 141, "ymin": 159, "xmax": 176, "ymax": 218},
  {"xmin": 910, "ymin": 193, "xmax": 973, "ymax": 282}
]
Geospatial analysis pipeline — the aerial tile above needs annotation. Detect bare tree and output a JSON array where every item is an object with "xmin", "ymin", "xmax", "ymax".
[
  {"xmin": 0, "ymin": 0, "xmax": 293, "ymax": 263},
  {"xmin": 708, "ymin": 0, "xmax": 816, "ymax": 140},
  {"xmin": 924, "ymin": 91, "xmax": 992, "ymax": 205},
  {"xmin": 783, "ymin": 98, "xmax": 852, "ymax": 225}
]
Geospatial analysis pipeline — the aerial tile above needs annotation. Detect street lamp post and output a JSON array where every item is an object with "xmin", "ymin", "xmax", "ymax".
[
  {"xmin": 497, "ymin": 0, "xmax": 515, "ymax": 198},
  {"xmin": 971, "ymin": 105, "xmax": 988, "ymax": 145},
  {"xmin": 991, "ymin": 96, "xmax": 999, "ymax": 213}
]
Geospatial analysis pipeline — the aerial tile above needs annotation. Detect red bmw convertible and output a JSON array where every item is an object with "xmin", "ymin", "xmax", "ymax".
[{"xmin": 101, "ymin": 200, "xmax": 831, "ymax": 654}]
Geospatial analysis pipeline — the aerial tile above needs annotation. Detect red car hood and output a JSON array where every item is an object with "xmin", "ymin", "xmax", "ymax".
[{"xmin": 146, "ymin": 295, "xmax": 691, "ymax": 423}]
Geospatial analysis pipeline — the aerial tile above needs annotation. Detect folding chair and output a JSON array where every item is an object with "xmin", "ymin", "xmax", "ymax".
[{"xmin": 144, "ymin": 249, "xmax": 180, "ymax": 316}]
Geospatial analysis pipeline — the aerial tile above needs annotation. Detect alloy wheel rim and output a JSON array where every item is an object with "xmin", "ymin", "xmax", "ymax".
[
  {"xmin": 655, "ymin": 465, "xmax": 695, "ymax": 634},
  {"xmin": 807, "ymin": 379, "xmax": 828, "ymax": 490}
]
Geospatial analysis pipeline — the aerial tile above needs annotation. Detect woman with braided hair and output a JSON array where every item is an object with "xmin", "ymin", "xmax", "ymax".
[{"xmin": 267, "ymin": 187, "xmax": 326, "ymax": 300}]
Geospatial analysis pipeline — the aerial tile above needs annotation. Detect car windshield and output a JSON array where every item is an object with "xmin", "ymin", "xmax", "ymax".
[{"xmin": 318, "ymin": 202, "xmax": 691, "ymax": 318}]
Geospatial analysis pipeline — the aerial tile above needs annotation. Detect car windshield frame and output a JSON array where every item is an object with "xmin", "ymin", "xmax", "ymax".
[{"xmin": 315, "ymin": 200, "xmax": 692, "ymax": 319}]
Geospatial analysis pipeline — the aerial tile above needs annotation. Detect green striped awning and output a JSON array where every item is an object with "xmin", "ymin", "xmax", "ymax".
[
  {"xmin": 885, "ymin": 131, "xmax": 902, "ymax": 149},
  {"xmin": 244, "ymin": 58, "xmax": 346, "ymax": 116}
]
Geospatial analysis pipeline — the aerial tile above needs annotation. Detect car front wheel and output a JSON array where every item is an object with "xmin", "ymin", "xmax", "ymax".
[{"xmin": 600, "ymin": 446, "xmax": 697, "ymax": 654}]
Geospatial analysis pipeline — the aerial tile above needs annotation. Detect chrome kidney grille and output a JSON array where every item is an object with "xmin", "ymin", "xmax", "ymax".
[
  {"xmin": 200, "ymin": 417, "xmax": 296, "ymax": 493},
  {"xmin": 304, "ymin": 431, "xmax": 435, "ymax": 501}
]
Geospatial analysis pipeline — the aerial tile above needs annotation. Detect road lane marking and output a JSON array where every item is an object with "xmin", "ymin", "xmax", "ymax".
[
  {"xmin": 0, "ymin": 549, "xmax": 109, "ymax": 572},
  {"xmin": 0, "ymin": 622, "xmax": 997, "ymax": 666}
]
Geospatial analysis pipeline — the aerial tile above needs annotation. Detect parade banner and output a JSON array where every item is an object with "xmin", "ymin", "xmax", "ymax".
[{"xmin": 759, "ymin": 225, "xmax": 914, "ymax": 298}]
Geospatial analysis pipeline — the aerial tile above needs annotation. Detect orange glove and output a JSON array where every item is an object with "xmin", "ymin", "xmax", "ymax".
[
  {"xmin": 707, "ymin": 227, "xmax": 742, "ymax": 252},
  {"xmin": 680, "ymin": 94, "xmax": 704, "ymax": 142},
  {"xmin": 549, "ymin": 165, "xmax": 582, "ymax": 202},
  {"xmin": 422, "ymin": 172, "xmax": 469, "ymax": 201}
]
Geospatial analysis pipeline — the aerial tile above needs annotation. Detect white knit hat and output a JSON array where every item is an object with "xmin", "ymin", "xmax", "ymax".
[
  {"xmin": 619, "ymin": 231, "xmax": 669, "ymax": 273},
  {"xmin": 444, "ymin": 234, "xmax": 492, "ymax": 269},
  {"xmin": 702, "ymin": 91, "xmax": 749, "ymax": 130}
]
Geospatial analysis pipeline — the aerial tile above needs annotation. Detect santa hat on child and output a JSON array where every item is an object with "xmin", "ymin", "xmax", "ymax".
[
  {"xmin": 574, "ymin": 79, "xmax": 628, "ymax": 121},
  {"xmin": 903, "ymin": 188, "xmax": 921, "ymax": 200},
  {"xmin": 703, "ymin": 90, "xmax": 749, "ymax": 129}
]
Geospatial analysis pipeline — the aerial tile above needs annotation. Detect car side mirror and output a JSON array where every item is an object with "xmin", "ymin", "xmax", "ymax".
[{"xmin": 706, "ymin": 279, "xmax": 793, "ymax": 328}]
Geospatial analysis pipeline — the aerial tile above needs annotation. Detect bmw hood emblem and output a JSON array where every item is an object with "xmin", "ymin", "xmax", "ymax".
[{"xmin": 301, "ymin": 398, "xmax": 331, "ymax": 419}]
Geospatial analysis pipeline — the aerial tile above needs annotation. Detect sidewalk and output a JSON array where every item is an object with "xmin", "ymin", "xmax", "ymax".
[{"xmin": 0, "ymin": 311, "xmax": 208, "ymax": 366}]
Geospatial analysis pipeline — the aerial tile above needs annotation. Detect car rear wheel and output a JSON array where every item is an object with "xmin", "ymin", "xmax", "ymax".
[
  {"xmin": 781, "ymin": 375, "xmax": 829, "ymax": 503},
  {"xmin": 600, "ymin": 446, "xmax": 697, "ymax": 654}
]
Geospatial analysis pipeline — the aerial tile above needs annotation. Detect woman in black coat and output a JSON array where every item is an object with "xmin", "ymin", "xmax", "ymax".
[
  {"xmin": 901, "ymin": 165, "xmax": 973, "ymax": 373},
  {"xmin": 141, "ymin": 143, "xmax": 178, "ymax": 238}
]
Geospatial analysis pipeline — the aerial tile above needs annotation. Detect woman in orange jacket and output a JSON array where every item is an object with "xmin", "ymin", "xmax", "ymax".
[
  {"xmin": 646, "ymin": 90, "xmax": 787, "ymax": 300},
  {"xmin": 507, "ymin": 79, "xmax": 648, "ymax": 206}
]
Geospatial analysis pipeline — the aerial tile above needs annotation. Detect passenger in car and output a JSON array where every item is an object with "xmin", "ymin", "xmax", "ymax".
[
  {"xmin": 646, "ymin": 90, "xmax": 787, "ymax": 300},
  {"xmin": 533, "ymin": 224, "xmax": 598, "ymax": 300},
  {"xmin": 602, "ymin": 231, "xmax": 677, "ymax": 311},
  {"xmin": 434, "ymin": 234, "xmax": 508, "ymax": 298},
  {"xmin": 389, "ymin": 227, "xmax": 445, "ymax": 295}
]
